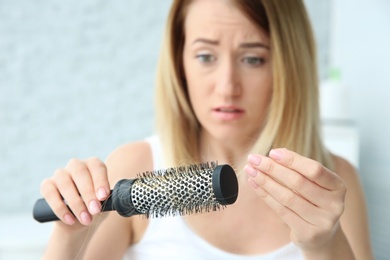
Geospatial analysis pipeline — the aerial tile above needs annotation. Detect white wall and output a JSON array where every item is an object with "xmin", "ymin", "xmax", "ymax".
[
  {"xmin": 330, "ymin": 0, "xmax": 390, "ymax": 259},
  {"xmin": 0, "ymin": 0, "xmax": 172, "ymax": 213}
]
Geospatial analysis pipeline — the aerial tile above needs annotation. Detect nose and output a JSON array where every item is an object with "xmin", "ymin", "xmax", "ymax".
[{"xmin": 215, "ymin": 57, "xmax": 241, "ymax": 97}]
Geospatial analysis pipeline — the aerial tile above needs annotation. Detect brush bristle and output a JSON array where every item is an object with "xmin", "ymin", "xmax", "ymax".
[{"xmin": 131, "ymin": 161, "xmax": 222, "ymax": 218}]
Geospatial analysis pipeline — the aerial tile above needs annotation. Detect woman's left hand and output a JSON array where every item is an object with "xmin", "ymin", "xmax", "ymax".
[{"xmin": 244, "ymin": 148, "xmax": 347, "ymax": 253}]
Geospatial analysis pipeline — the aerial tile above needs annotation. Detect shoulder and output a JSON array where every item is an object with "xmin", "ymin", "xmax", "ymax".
[
  {"xmin": 330, "ymin": 155, "xmax": 374, "ymax": 258},
  {"xmin": 330, "ymin": 154, "xmax": 364, "ymax": 197},
  {"xmin": 105, "ymin": 139, "xmax": 154, "ymax": 187},
  {"xmin": 330, "ymin": 153, "xmax": 366, "ymax": 222},
  {"xmin": 330, "ymin": 154, "xmax": 360, "ymax": 187}
]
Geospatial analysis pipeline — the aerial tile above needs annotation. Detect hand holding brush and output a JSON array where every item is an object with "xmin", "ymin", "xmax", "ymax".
[{"xmin": 34, "ymin": 162, "xmax": 238, "ymax": 223}]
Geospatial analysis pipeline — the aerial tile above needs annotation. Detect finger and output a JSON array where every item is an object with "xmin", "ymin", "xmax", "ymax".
[
  {"xmin": 248, "ymin": 177, "xmax": 326, "ymax": 248},
  {"xmin": 268, "ymin": 148, "xmax": 344, "ymax": 190},
  {"xmin": 85, "ymin": 157, "xmax": 110, "ymax": 201},
  {"xmin": 247, "ymin": 177, "xmax": 343, "ymax": 249},
  {"xmin": 40, "ymin": 176, "xmax": 76, "ymax": 225},
  {"xmin": 247, "ymin": 154, "xmax": 332, "ymax": 208},
  {"xmin": 247, "ymin": 177, "xmax": 312, "ymax": 236},
  {"xmin": 67, "ymin": 159, "xmax": 101, "ymax": 217},
  {"xmin": 245, "ymin": 165, "xmax": 322, "ymax": 225},
  {"xmin": 54, "ymin": 168, "xmax": 92, "ymax": 225}
]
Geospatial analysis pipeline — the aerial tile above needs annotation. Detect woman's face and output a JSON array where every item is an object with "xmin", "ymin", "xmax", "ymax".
[{"xmin": 182, "ymin": 0, "xmax": 273, "ymax": 143}]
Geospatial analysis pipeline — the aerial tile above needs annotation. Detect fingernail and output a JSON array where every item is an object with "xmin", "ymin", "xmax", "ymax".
[
  {"xmin": 244, "ymin": 165, "xmax": 258, "ymax": 178},
  {"xmin": 248, "ymin": 154, "xmax": 261, "ymax": 166},
  {"xmin": 64, "ymin": 214, "xmax": 75, "ymax": 225},
  {"xmin": 269, "ymin": 149, "xmax": 283, "ymax": 160},
  {"xmin": 97, "ymin": 187, "xmax": 108, "ymax": 200},
  {"xmin": 89, "ymin": 200, "xmax": 101, "ymax": 215},
  {"xmin": 80, "ymin": 211, "xmax": 92, "ymax": 225}
]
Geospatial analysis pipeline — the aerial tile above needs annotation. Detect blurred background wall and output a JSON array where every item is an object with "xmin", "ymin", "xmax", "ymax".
[
  {"xmin": 0, "ymin": 0, "xmax": 389, "ymax": 259},
  {"xmin": 328, "ymin": 1, "xmax": 390, "ymax": 259}
]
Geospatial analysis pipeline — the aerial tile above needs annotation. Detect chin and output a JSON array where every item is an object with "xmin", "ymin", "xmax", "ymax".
[{"xmin": 211, "ymin": 128, "xmax": 250, "ymax": 143}]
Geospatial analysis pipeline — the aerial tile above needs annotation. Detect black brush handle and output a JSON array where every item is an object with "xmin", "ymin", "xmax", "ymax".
[
  {"xmin": 32, "ymin": 196, "xmax": 112, "ymax": 223},
  {"xmin": 33, "ymin": 179, "xmax": 139, "ymax": 223}
]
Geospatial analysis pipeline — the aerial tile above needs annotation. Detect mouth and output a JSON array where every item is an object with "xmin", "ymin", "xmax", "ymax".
[
  {"xmin": 215, "ymin": 108, "xmax": 242, "ymax": 113},
  {"xmin": 212, "ymin": 105, "xmax": 245, "ymax": 120},
  {"xmin": 214, "ymin": 105, "xmax": 244, "ymax": 113}
]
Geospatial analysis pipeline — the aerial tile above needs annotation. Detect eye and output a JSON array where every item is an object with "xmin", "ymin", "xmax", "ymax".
[
  {"xmin": 242, "ymin": 56, "xmax": 265, "ymax": 66},
  {"xmin": 196, "ymin": 54, "xmax": 216, "ymax": 64}
]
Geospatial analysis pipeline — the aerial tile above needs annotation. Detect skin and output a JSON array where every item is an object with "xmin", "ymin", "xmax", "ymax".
[{"xmin": 41, "ymin": 0, "xmax": 373, "ymax": 259}]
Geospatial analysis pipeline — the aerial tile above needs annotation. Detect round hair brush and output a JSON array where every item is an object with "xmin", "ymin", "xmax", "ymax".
[{"xmin": 33, "ymin": 162, "xmax": 238, "ymax": 223}]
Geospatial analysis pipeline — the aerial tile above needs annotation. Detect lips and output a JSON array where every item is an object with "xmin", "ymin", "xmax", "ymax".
[
  {"xmin": 214, "ymin": 105, "xmax": 244, "ymax": 113},
  {"xmin": 212, "ymin": 105, "xmax": 244, "ymax": 120},
  {"xmin": 215, "ymin": 107, "xmax": 242, "ymax": 112}
]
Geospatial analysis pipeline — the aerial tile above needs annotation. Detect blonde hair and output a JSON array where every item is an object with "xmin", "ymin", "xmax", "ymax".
[{"xmin": 155, "ymin": 0, "xmax": 333, "ymax": 170}]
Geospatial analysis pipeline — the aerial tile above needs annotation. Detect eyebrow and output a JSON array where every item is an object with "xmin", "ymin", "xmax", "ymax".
[
  {"xmin": 240, "ymin": 42, "xmax": 270, "ymax": 49},
  {"xmin": 192, "ymin": 38, "xmax": 219, "ymax": 45},
  {"xmin": 192, "ymin": 38, "xmax": 270, "ymax": 49}
]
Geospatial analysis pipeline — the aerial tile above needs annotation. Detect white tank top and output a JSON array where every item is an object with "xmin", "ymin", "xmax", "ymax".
[{"xmin": 124, "ymin": 135, "xmax": 304, "ymax": 260}]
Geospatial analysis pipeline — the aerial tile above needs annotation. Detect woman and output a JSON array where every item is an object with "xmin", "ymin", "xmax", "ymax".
[{"xmin": 40, "ymin": 0, "xmax": 373, "ymax": 259}]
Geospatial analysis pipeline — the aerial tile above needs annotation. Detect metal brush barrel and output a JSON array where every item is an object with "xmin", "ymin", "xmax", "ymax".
[{"xmin": 113, "ymin": 164, "xmax": 238, "ymax": 218}]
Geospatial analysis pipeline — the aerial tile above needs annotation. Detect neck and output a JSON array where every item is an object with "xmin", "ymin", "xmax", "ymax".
[{"xmin": 198, "ymin": 130, "xmax": 254, "ymax": 169}]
